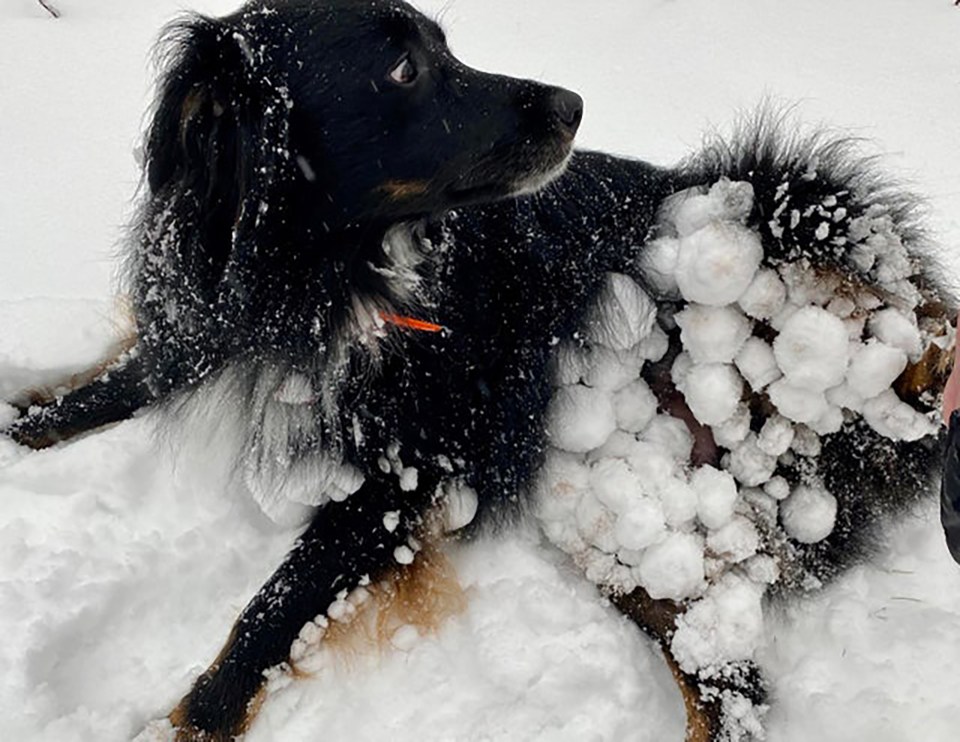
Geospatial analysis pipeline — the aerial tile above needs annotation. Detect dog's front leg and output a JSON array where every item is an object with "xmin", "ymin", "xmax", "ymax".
[
  {"xmin": 3, "ymin": 351, "xmax": 153, "ymax": 449},
  {"xmin": 167, "ymin": 472, "xmax": 433, "ymax": 742}
]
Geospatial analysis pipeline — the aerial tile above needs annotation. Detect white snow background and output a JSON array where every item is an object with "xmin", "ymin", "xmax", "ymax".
[{"xmin": 2, "ymin": 1, "xmax": 960, "ymax": 740}]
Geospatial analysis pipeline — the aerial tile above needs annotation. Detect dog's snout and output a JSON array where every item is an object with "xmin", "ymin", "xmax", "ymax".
[{"xmin": 550, "ymin": 89, "xmax": 584, "ymax": 138}]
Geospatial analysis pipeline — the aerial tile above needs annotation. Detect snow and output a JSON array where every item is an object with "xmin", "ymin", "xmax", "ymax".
[
  {"xmin": 674, "ymin": 303, "xmax": 752, "ymax": 364},
  {"xmin": 583, "ymin": 272, "xmax": 658, "ymax": 351},
  {"xmin": 682, "ymin": 362, "xmax": 744, "ymax": 426},
  {"xmin": 739, "ymin": 268, "xmax": 788, "ymax": 321},
  {"xmin": 735, "ymin": 337, "xmax": 782, "ymax": 392},
  {"xmin": 779, "ymin": 485, "xmax": 839, "ymax": 545},
  {"xmin": 3, "ymin": 1, "xmax": 960, "ymax": 742},
  {"xmin": 546, "ymin": 385, "xmax": 617, "ymax": 453},
  {"xmin": 635, "ymin": 532, "xmax": 707, "ymax": 602},
  {"xmin": 691, "ymin": 465, "xmax": 740, "ymax": 531},
  {"xmin": 868, "ymin": 307, "xmax": 924, "ymax": 362},
  {"xmin": 773, "ymin": 306, "xmax": 851, "ymax": 392},
  {"xmin": 846, "ymin": 340, "xmax": 909, "ymax": 400},
  {"xmin": 674, "ymin": 223, "xmax": 763, "ymax": 306},
  {"xmin": 671, "ymin": 574, "xmax": 765, "ymax": 673}
]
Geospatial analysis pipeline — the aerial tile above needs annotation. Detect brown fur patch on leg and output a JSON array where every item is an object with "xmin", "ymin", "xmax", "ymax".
[
  {"xmin": 662, "ymin": 652, "xmax": 714, "ymax": 742},
  {"xmin": 315, "ymin": 541, "xmax": 466, "ymax": 661},
  {"xmin": 610, "ymin": 587, "xmax": 717, "ymax": 742},
  {"xmin": 895, "ymin": 310, "xmax": 954, "ymax": 407}
]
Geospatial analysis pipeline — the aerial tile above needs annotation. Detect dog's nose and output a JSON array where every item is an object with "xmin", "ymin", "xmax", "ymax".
[{"xmin": 550, "ymin": 89, "xmax": 584, "ymax": 138}]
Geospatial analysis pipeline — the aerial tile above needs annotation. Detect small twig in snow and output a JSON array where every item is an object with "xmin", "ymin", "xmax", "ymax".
[{"xmin": 38, "ymin": 1, "xmax": 61, "ymax": 18}]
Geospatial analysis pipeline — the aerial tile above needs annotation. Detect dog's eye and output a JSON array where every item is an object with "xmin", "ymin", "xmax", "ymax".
[{"xmin": 388, "ymin": 55, "xmax": 418, "ymax": 86}]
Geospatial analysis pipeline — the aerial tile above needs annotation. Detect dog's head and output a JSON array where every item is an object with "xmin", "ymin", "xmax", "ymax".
[{"xmin": 146, "ymin": 0, "xmax": 582, "ymax": 233}]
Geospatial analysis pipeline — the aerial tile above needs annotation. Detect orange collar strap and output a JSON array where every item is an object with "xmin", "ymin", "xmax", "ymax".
[{"xmin": 379, "ymin": 312, "xmax": 444, "ymax": 333}]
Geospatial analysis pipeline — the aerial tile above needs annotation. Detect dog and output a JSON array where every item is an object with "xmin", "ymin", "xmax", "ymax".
[{"xmin": 3, "ymin": 1, "xmax": 953, "ymax": 740}]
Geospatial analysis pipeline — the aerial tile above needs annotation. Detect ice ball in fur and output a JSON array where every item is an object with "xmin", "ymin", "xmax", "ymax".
[
  {"xmin": 779, "ymin": 484, "xmax": 838, "ymax": 544},
  {"xmin": 675, "ymin": 222, "xmax": 763, "ymax": 306},
  {"xmin": 773, "ymin": 306, "xmax": 850, "ymax": 391}
]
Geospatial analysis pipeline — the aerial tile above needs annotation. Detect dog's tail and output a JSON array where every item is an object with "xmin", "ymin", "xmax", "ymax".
[{"xmin": 675, "ymin": 107, "xmax": 952, "ymax": 308}]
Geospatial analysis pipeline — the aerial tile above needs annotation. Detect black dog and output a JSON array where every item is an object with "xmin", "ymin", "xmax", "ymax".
[{"xmin": 4, "ymin": 1, "xmax": 949, "ymax": 740}]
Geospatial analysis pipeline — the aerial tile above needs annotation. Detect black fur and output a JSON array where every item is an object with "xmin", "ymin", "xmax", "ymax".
[{"xmin": 2, "ymin": 1, "xmax": 950, "ymax": 740}]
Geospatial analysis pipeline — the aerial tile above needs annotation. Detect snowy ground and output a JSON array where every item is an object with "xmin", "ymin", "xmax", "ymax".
[{"xmin": 2, "ymin": 1, "xmax": 960, "ymax": 740}]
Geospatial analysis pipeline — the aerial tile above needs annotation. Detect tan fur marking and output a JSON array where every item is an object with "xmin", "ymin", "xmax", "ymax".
[
  {"xmin": 662, "ymin": 651, "xmax": 714, "ymax": 742},
  {"xmin": 378, "ymin": 179, "xmax": 430, "ymax": 201},
  {"xmin": 610, "ymin": 587, "xmax": 717, "ymax": 742},
  {"xmin": 313, "ymin": 542, "xmax": 466, "ymax": 660},
  {"xmin": 180, "ymin": 86, "xmax": 208, "ymax": 148}
]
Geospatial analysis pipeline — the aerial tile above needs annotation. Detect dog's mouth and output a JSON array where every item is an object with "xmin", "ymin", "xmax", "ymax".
[{"xmin": 444, "ymin": 137, "xmax": 575, "ymax": 204}]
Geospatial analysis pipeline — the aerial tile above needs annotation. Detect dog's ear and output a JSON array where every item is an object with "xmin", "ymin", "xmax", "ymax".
[{"xmin": 144, "ymin": 15, "xmax": 296, "ymax": 293}]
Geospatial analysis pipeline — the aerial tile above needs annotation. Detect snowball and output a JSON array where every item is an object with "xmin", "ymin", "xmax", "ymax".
[
  {"xmin": 708, "ymin": 178, "xmax": 755, "ymax": 222},
  {"xmin": 706, "ymin": 516, "xmax": 760, "ymax": 564},
  {"xmin": 767, "ymin": 379, "xmax": 829, "ymax": 425},
  {"xmin": 675, "ymin": 304, "xmax": 752, "ymax": 364},
  {"xmin": 624, "ymin": 439, "xmax": 680, "ymax": 493},
  {"xmin": 664, "ymin": 190, "xmax": 717, "ymax": 237},
  {"xmin": 589, "ymin": 458, "xmax": 645, "ymax": 514},
  {"xmin": 667, "ymin": 179, "xmax": 754, "ymax": 237},
  {"xmin": 576, "ymin": 491, "xmax": 619, "ymax": 553},
  {"xmin": 393, "ymin": 545, "xmax": 416, "ymax": 565},
  {"xmin": 723, "ymin": 433, "xmax": 777, "ymax": 487},
  {"xmin": 691, "ymin": 465, "xmax": 739, "ymax": 529},
  {"xmin": 657, "ymin": 477, "xmax": 700, "ymax": 528},
  {"xmin": 642, "ymin": 414, "xmax": 694, "ymax": 462},
  {"xmin": 636, "ymin": 324, "xmax": 670, "ymax": 363},
  {"xmin": 613, "ymin": 378, "xmax": 658, "ymax": 433},
  {"xmin": 757, "ymin": 415, "xmax": 794, "ymax": 457},
  {"xmin": 808, "ymin": 404, "xmax": 844, "ymax": 436},
  {"xmin": 588, "ymin": 430, "xmax": 643, "ymax": 462},
  {"xmin": 581, "ymin": 345, "xmax": 643, "ymax": 391},
  {"xmin": 671, "ymin": 575, "xmax": 764, "ymax": 672},
  {"xmin": 639, "ymin": 237, "xmax": 681, "ymax": 297},
  {"xmin": 635, "ymin": 532, "xmax": 706, "ymax": 601},
  {"xmin": 735, "ymin": 337, "xmax": 781, "ymax": 392},
  {"xmin": 779, "ymin": 261, "xmax": 841, "ymax": 307},
  {"xmin": 738, "ymin": 268, "xmax": 787, "ymax": 320},
  {"xmin": 440, "ymin": 482, "xmax": 479, "ymax": 532},
  {"xmin": 615, "ymin": 495, "xmax": 667, "ymax": 551},
  {"xmin": 868, "ymin": 308, "xmax": 923, "ymax": 361},
  {"xmin": 399, "ymin": 466, "xmax": 419, "ymax": 492},
  {"xmin": 546, "ymin": 385, "xmax": 617, "ymax": 453},
  {"xmin": 712, "ymin": 404, "xmax": 751, "ymax": 449},
  {"xmin": 671, "ymin": 351, "xmax": 694, "ymax": 390},
  {"xmin": 743, "ymin": 554, "xmax": 781, "ymax": 585},
  {"xmin": 583, "ymin": 273, "xmax": 658, "ymax": 351},
  {"xmin": 552, "ymin": 342, "xmax": 588, "ymax": 386},
  {"xmin": 790, "ymin": 425, "xmax": 822, "ymax": 457},
  {"xmin": 846, "ymin": 340, "xmax": 908, "ymax": 400},
  {"xmin": 763, "ymin": 476, "xmax": 790, "ymax": 501},
  {"xmin": 862, "ymin": 389, "xmax": 938, "ymax": 442},
  {"xmin": 675, "ymin": 223, "xmax": 763, "ymax": 305},
  {"xmin": 683, "ymin": 363, "xmax": 743, "ymax": 426},
  {"xmin": 826, "ymin": 382, "xmax": 865, "ymax": 413},
  {"xmin": 383, "ymin": 511, "xmax": 401, "ymax": 533},
  {"xmin": 773, "ymin": 306, "xmax": 850, "ymax": 391},
  {"xmin": 779, "ymin": 484, "xmax": 837, "ymax": 544}
]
